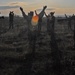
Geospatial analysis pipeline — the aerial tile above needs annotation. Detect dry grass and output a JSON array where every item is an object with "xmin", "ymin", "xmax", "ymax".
[{"xmin": 0, "ymin": 17, "xmax": 75, "ymax": 75}]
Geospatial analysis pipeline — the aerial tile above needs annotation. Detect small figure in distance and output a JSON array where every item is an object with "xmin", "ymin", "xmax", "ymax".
[
  {"xmin": 9, "ymin": 11, "xmax": 14, "ymax": 29},
  {"xmin": 68, "ymin": 16, "xmax": 72, "ymax": 30},
  {"xmin": 44, "ymin": 12, "xmax": 51, "ymax": 33},
  {"xmin": 65, "ymin": 14, "xmax": 72, "ymax": 30},
  {"xmin": 50, "ymin": 12, "xmax": 55, "ymax": 31}
]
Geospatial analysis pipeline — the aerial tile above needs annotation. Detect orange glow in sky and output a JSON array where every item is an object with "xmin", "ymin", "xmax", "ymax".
[
  {"xmin": 31, "ymin": 15, "xmax": 39, "ymax": 26},
  {"xmin": 32, "ymin": 15, "xmax": 39, "ymax": 22}
]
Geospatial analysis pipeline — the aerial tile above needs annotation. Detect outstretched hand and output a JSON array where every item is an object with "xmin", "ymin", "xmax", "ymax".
[
  {"xmin": 43, "ymin": 6, "xmax": 47, "ymax": 10},
  {"xmin": 20, "ymin": 7, "xmax": 23, "ymax": 11}
]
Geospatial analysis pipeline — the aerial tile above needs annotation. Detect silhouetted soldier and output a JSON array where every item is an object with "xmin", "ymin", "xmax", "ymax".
[
  {"xmin": 44, "ymin": 12, "xmax": 51, "ymax": 33},
  {"xmin": 20, "ymin": 6, "xmax": 47, "ymax": 48},
  {"xmin": 65, "ymin": 14, "xmax": 72, "ymax": 30},
  {"xmin": 50, "ymin": 12, "xmax": 55, "ymax": 31},
  {"xmin": 68, "ymin": 16, "xmax": 72, "ymax": 30},
  {"xmin": 35, "ymin": 7, "xmax": 47, "ymax": 35},
  {"xmin": 73, "ymin": 15, "xmax": 75, "ymax": 50},
  {"xmin": 19, "ymin": 6, "xmax": 47, "ymax": 75},
  {"xmin": 35, "ymin": 10, "xmax": 42, "ymax": 34},
  {"xmin": 45, "ymin": 12, "xmax": 55, "ymax": 33},
  {"xmin": 9, "ymin": 11, "xmax": 14, "ymax": 29}
]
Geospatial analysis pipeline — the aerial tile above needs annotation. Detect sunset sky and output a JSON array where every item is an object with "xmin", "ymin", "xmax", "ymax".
[{"xmin": 0, "ymin": 0, "xmax": 75, "ymax": 16}]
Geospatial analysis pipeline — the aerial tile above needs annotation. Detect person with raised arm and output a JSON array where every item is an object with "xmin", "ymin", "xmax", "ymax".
[
  {"xmin": 45, "ymin": 12, "xmax": 55, "ymax": 33},
  {"xmin": 20, "ymin": 6, "xmax": 47, "ymax": 48},
  {"xmin": 44, "ymin": 12, "xmax": 51, "ymax": 33},
  {"xmin": 35, "ymin": 6, "xmax": 47, "ymax": 34}
]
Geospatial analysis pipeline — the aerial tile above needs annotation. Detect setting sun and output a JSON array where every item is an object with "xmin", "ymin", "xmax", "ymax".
[{"xmin": 31, "ymin": 15, "xmax": 39, "ymax": 26}]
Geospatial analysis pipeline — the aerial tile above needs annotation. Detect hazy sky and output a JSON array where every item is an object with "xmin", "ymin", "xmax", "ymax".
[{"xmin": 0, "ymin": 0, "xmax": 75, "ymax": 16}]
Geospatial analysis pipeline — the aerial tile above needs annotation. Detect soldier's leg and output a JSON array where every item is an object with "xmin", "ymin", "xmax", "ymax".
[
  {"xmin": 40, "ymin": 24, "xmax": 41, "ymax": 31},
  {"xmin": 32, "ymin": 31, "xmax": 36, "ymax": 52},
  {"xmin": 70, "ymin": 24, "xmax": 71, "ymax": 30},
  {"xmin": 12, "ymin": 22, "xmax": 13, "ymax": 29},
  {"xmin": 47, "ymin": 23, "xmax": 50, "ymax": 33},
  {"xmin": 47, "ymin": 24, "xmax": 49, "ymax": 32},
  {"xmin": 38, "ymin": 23, "xmax": 42, "ymax": 35},
  {"xmin": 52, "ymin": 24, "xmax": 54, "ymax": 30},
  {"xmin": 48, "ymin": 25, "xmax": 51, "ymax": 35},
  {"xmin": 38, "ymin": 24, "xmax": 40, "ymax": 35},
  {"xmin": 28, "ymin": 32, "xmax": 32, "ymax": 47},
  {"xmin": 9, "ymin": 22, "xmax": 11, "ymax": 29}
]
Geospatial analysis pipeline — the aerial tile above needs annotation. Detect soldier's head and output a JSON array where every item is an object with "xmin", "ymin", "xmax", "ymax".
[
  {"xmin": 28, "ymin": 11, "xmax": 34, "ymax": 17},
  {"xmin": 9, "ymin": 11, "xmax": 14, "ymax": 15},
  {"xmin": 50, "ymin": 12, "xmax": 55, "ymax": 16}
]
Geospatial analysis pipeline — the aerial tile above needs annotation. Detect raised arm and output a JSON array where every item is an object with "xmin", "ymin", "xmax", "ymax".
[
  {"xmin": 44, "ymin": 12, "xmax": 48, "ymax": 17},
  {"xmin": 20, "ymin": 7, "xmax": 28, "ymax": 20},
  {"xmin": 35, "ymin": 10, "xmax": 38, "ymax": 15},
  {"xmin": 39, "ymin": 6, "xmax": 47, "ymax": 18}
]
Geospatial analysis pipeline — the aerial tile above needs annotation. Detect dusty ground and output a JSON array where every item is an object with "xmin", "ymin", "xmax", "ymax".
[{"xmin": 0, "ymin": 17, "xmax": 75, "ymax": 75}]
